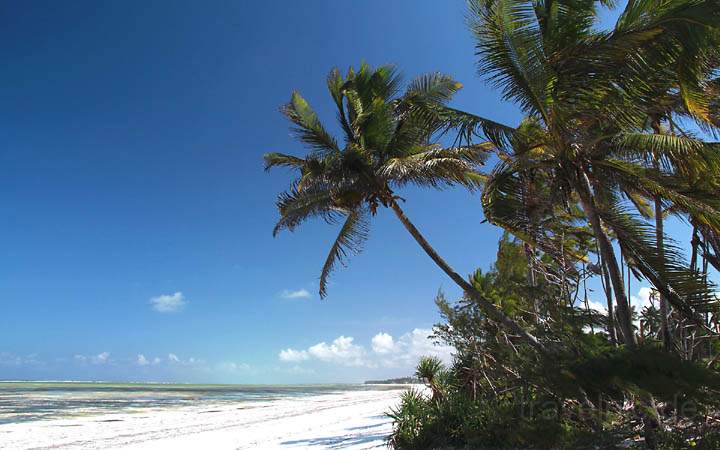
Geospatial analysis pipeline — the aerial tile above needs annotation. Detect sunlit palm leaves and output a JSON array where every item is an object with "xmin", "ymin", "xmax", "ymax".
[
  {"xmin": 459, "ymin": 0, "xmax": 720, "ymax": 341},
  {"xmin": 266, "ymin": 62, "xmax": 486, "ymax": 297}
]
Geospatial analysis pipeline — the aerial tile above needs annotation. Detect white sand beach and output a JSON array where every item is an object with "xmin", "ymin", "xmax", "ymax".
[{"xmin": 0, "ymin": 387, "xmax": 410, "ymax": 450}]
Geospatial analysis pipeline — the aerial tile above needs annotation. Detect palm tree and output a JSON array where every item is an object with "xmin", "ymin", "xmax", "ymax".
[
  {"xmin": 455, "ymin": 3, "xmax": 720, "ymax": 445},
  {"xmin": 626, "ymin": 20, "xmax": 720, "ymax": 350},
  {"xmin": 451, "ymin": 0, "xmax": 720, "ymax": 351},
  {"xmin": 265, "ymin": 62, "xmax": 545, "ymax": 351}
]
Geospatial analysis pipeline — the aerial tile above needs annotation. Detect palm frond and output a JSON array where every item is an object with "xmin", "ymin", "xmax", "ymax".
[
  {"xmin": 598, "ymin": 202, "xmax": 717, "ymax": 323},
  {"xmin": 263, "ymin": 152, "xmax": 306, "ymax": 171},
  {"xmin": 319, "ymin": 208, "xmax": 370, "ymax": 298},
  {"xmin": 404, "ymin": 73, "xmax": 463, "ymax": 106},
  {"xmin": 273, "ymin": 186, "xmax": 340, "ymax": 236},
  {"xmin": 595, "ymin": 159, "xmax": 720, "ymax": 233},
  {"xmin": 613, "ymin": 132, "xmax": 720, "ymax": 175},
  {"xmin": 381, "ymin": 144, "xmax": 490, "ymax": 190},
  {"xmin": 281, "ymin": 92, "xmax": 340, "ymax": 155},
  {"xmin": 468, "ymin": 0, "xmax": 552, "ymax": 121}
]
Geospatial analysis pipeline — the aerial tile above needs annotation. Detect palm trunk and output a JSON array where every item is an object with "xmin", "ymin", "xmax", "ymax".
[
  {"xmin": 599, "ymin": 254, "xmax": 618, "ymax": 345},
  {"xmin": 525, "ymin": 243, "xmax": 540, "ymax": 323},
  {"xmin": 690, "ymin": 222, "xmax": 699, "ymax": 273},
  {"xmin": 522, "ymin": 173, "xmax": 540, "ymax": 322},
  {"xmin": 655, "ymin": 194, "xmax": 672, "ymax": 350},
  {"xmin": 649, "ymin": 125, "xmax": 672, "ymax": 351},
  {"xmin": 388, "ymin": 198, "xmax": 547, "ymax": 353},
  {"xmin": 578, "ymin": 171, "xmax": 660, "ymax": 447},
  {"xmin": 575, "ymin": 171, "xmax": 637, "ymax": 346}
]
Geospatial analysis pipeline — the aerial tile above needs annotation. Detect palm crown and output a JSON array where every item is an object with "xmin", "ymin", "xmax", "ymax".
[
  {"xmin": 265, "ymin": 63, "xmax": 486, "ymax": 297},
  {"xmin": 455, "ymin": 0, "xmax": 720, "ymax": 345}
]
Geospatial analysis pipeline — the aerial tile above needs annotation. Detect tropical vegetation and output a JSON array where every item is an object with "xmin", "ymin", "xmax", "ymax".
[{"xmin": 266, "ymin": 0, "xmax": 720, "ymax": 447}]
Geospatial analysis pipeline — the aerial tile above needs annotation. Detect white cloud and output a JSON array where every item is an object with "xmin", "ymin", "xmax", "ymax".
[
  {"xmin": 631, "ymin": 287, "xmax": 655, "ymax": 310},
  {"xmin": 136, "ymin": 354, "xmax": 161, "ymax": 366},
  {"xmin": 586, "ymin": 299, "xmax": 608, "ymax": 314},
  {"xmin": 371, "ymin": 332, "xmax": 395, "ymax": 354},
  {"xmin": 74, "ymin": 352, "xmax": 110, "ymax": 365},
  {"xmin": 278, "ymin": 328, "xmax": 453, "ymax": 370},
  {"xmin": 279, "ymin": 348, "xmax": 309, "ymax": 362},
  {"xmin": 215, "ymin": 362, "xmax": 251, "ymax": 373},
  {"xmin": 308, "ymin": 336, "xmax": 366, "ymax": 366},
  {"xmin": 280, "ymin": 289, "xmax": 311, "ymax": 300},
  {"xmin": 164, "ymin": 353, "xmax": 203, "ymax": 366},
  {"xmin": 150, "ymin": 292, "xmax": 186, "ymax": 313},
  {"xmin": 0, "ymin": 352, "xmax": 42, "ymax": 366},
  {"xmin": 383, "ymin": 329, "xmax": 454, "ymax": 367}
]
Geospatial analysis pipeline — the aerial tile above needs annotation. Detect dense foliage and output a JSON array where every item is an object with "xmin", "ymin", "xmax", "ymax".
[{"xmin": 389, "ymin": 236, "xmax": 720, "ymax": 449}]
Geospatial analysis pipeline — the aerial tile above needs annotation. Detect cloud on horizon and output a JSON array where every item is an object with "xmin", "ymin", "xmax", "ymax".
[
  {"xmin": 74, "ymin": 352, "xmax": 111, "ymax": 365},
  {"xmin": 150, "ymin": 292, "xmax": 187, "ymax": 313},
  {"xmin": 278, "ymin": 328, "xmax": 453, "ymax": 370}
]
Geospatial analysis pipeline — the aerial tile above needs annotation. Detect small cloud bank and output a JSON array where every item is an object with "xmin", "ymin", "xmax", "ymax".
[
  {"xmin": 150, "ymin": 292, "xmax": 186, "ymax": 313},
  {"xmin": 278, "ymin": 328, "xmax": 453, "ymax": 370},
  {"xmin": 74, "ymin": 352, "xmax": 111, "ymax": 365},
  {"xmin": 136, "ymin": 354, "xmax": 161, "ymax": 366},
  {"xmin": 280, "ymin": 288, "xmax": 311, "ymax": 300},
  {"xmin": 278, "ymin": 348, "xmax": 309, "ymax": 362},
  {"xmin": 0, "ymin": 352, "xmax": 43, "ymax": 367}
]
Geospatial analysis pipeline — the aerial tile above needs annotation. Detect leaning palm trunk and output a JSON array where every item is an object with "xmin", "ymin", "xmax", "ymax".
[
  {"xmin": 388, "ymin": 198, "xmax": 547, "ymax": 353},
  {"xmin": 575, "ymin": 171, "xmax": 637, "ymax": 346}
]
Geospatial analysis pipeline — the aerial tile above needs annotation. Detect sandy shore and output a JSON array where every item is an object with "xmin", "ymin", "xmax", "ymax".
[{"xmin": 0, "ymin": 387, "xmax": 411, "ymax": 450}]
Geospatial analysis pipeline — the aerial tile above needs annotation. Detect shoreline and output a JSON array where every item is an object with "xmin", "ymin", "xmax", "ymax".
[{"xmin": 0, "ymin": 387, "xmax": 409, "ymax": 449}]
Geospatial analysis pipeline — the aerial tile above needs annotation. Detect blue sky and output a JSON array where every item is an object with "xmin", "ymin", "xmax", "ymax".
[{"xmin": 0, "ymin": 1, "xmax": 696, "ymax": 383}]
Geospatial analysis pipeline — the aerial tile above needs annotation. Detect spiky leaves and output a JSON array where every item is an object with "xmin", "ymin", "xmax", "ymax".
[{"xmin": 416, "ymin": 356, "xmax": 446, "ymax": 402}]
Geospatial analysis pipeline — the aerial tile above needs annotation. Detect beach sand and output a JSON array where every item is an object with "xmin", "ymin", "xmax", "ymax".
[{"xmin": 0, "ymin": 387, "xmax": 410, "ymax": 450}]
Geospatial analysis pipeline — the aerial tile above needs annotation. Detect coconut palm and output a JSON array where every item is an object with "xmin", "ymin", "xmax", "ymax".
[
  {"xmin": 447, "ymin": 0, "xmax": 720, "ymax": 352},
  {"xmin": 265, "ymin": 62, "xmax": 545, "ymax": 351},
  {"xmin": 452, "ymin": 4, "xmax": 720, "ymax": 445},
  {"xmin": 622, "ymin": 21, "xmax": 720, "ymax": 350}
]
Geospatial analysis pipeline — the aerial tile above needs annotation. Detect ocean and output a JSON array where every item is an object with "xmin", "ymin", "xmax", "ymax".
[{"xmin": 0, "ymin": 381, "xmax": 402, "ymax": 425}]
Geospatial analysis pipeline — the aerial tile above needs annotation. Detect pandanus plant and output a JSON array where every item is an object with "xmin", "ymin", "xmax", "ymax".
[
  {"xmin": 415, "ymin": 356, "xmax": 445, "ymax": 402},
  {"xmin": 265, "ymin": 62, "xmax": 545, "ymax": 351}
]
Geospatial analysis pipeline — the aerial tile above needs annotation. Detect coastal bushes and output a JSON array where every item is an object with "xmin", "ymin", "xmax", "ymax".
[{"xmin": 388, "ymin": 236, "xmax": 720, "ymax": 449}]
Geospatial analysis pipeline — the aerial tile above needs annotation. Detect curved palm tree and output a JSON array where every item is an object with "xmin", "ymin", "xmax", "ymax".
[{"xmin": 265, "ymin": 62, "xmax": 545, "ymax": 351}]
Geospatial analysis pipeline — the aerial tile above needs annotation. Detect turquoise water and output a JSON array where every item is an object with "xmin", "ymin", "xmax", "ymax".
[{"xmin": 0, "ymin": 382, "xmax": 401, "ymax": 424}]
